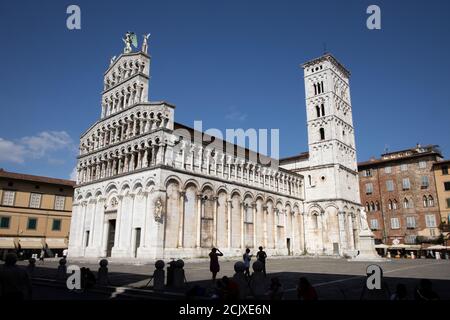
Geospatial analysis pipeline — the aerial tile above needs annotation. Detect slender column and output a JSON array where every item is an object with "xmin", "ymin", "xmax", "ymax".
[
  {"xmin": 143, "ymin": 149, "xmax": 148, "ymax": 167},
  {"xmin": 320, "ymin": 211, "xmax": 325, "ymax": 253},
  {"xmin": 273, "ymin": 209, "xmax": 277, "ymax": 249},
  {"xmin": 227, "ymin": 199, "xmax": 232, "ymax": 249},
  {"xmin": 206, "ymin": 150, "xmax": 210, "ymax": 174},
  {"xmin": 141, "ymin": 191, "xmax": 149, "ymax": 248},
  {"xmin": 79, "ymin": 201, "xmax": 88, "ymax": 248},
  {"xmin": 240, "ymin": 202, "xmax": 245, "ymax": 249},
  {"xmin": 252, "ymin": 203, "xmax": 257, "ymax": 249},
  {"xmin": 338, "ymin": 211, "xmax": 347, "ymax": 254},
  {"xmin": 88, "ymin": 199, "xmax": 97, "ymax": 246},
  {"xmin": 113, "ymin": 195, "xmax": 124, "ymax": 249},
  {"xmin": 133, "ymin": 118, "xmax": 138, "ymax": 136},
  {"xmin": 196, "ymin": 194, "xmax": 202, "ymax": 248},
  {"xmin": 263, "ymin": 205, "xmax": 268, "ymax": 248},
  {"xmin": 129, "ymin": 153, "xmax": 135, "ymax": 171},
  {"xmin": 221, "ymin": 155, "xmax": 225, "ymax": 178},
  {"xmin": 212, "ymin": 196, "xmax": 218, "ymax": 247},
  {"xmin": 177, "ymin": 191, "xmax": 186, "ymax": 248},
  {"xmin": 348, "ymin": 214, "xmax": 355, "ymax": 250},
  {"xmin": 124, "ymin": 154, "xmax": 129, "ymax": 173},
  {"xmin": 198, "ymin": 147, "xmax": 203, "ymax": 172}
]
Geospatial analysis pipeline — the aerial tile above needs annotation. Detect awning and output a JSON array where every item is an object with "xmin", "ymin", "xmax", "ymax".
[
  {"xmin": 0, "ymin": 237, "xmax": 16, "ymax": 249},
  {"xmin": 389, "ymin": 244, "xmax": 421, "ymax": 250},
  {"xmin": 426, "ymin": 245, "xmax": 448, "ymax": 250},
  {"xmin": 18, "ymin": 238, "xmax": 43, "ymax": 249},
  {"xmin": 45, "ymin": 238, "xmax": 68, "ymax": 249}
]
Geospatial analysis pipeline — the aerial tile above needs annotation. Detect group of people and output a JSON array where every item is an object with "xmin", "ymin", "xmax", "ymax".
[{"xmin": 209, "ymin": 246, "xmax": 268, "ymax": 281}]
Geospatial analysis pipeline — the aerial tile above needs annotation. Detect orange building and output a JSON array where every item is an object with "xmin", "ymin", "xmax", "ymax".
[{"xmin": 0, "ymin": 169, "xmax": 75, "ymax": 259}]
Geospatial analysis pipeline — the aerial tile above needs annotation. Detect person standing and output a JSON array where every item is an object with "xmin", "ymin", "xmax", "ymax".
[
  {"xmin": 0, "ymin": 253, "xmax": 32, "ymax": 300},
  {"xmin": 209, "ymin": 248, "xmax": 224, "ymax": 281},
  {"xmin": 256, "ymin": 246, "xmax": 267, "ymax": 277},
  {"xmin": 243, "ymin": 248, "xmax": 253, "ymax": 278}
]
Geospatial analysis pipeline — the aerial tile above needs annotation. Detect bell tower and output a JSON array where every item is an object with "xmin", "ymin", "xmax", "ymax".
[{"xmin": 302, "ymin": 54, "xmax": 360, "ymax": 204}]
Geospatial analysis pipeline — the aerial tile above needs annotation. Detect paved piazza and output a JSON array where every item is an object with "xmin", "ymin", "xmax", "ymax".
[{"xmin": 14, "ymin": 257, "xmax": 450, "ymax": 300}]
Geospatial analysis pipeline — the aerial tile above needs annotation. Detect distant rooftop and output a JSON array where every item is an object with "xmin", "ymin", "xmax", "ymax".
[
  {"xmin": 358, "ymin": 144, "xmax": 443, "ymax": 168},
  {"xmin": 0, "ymin": 169, "xmax": 75, "ymax": 187},
  {"xmin": 279, "ymin": 152, "xmax": 310, "ymax": 164}
]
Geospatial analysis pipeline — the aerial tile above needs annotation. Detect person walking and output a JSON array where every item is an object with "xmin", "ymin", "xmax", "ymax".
[
  {"xmin": 209, "ymin": 248, "xmax": 224, "ymax": 281},
  {"xmin": 256, "ymin": 246, "xmax": 267, "ymax": 277},
  {"xmin": 38, "ymin": 248, "xmax": 45, "ymax": 264},
  {"xmin": 242, "ymin": 248, "xmax": 253, "ymax": 278}
]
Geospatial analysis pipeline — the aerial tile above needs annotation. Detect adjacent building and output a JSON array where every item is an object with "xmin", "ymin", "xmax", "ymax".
[
  {"xmin": 358, "ymin": 145, "xmax": 443, "ymax": 245},
  {"xmin": 0, "ymin": 169, "xmax": 75, "ymax": 259},
  {"xmin": 432, "ymin": 160, "xmax": 450, "ymax": 224}
]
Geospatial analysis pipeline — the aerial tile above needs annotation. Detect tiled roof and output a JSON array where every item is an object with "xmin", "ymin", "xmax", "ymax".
[{"xmin": 0, "ymin": 169, "xmax": 75, "ymax": 187}]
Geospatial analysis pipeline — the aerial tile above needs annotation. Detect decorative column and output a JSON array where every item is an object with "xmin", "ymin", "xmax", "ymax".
[
  {"xmin": 123, "ymin": 154, "xmax": 129, "ymax": 173},
  {"xmin": 338, "ymin": 211, "xmax": 347, "ymax": 254},
  {"xmin": 113, "ymin": 195, "xmax": 124, "ymax": 250},
  {"xmin": 252, "ymin": 203, "xmax": 257, "ymax": 249},
  {"xmin": 206, "ymin": 149, "xmax": 211, "ymax": 174},
  {"xmin": 227, "ymin": 199, "xmax": 232, "ymax": 249},
  {"xmin": 263, "ymin": 205, "xmax": 268, "ymax": 248},
  {"xmin": 273, "ymin": 209, "xmax": 278, "ymax": 249},
  {"xmin": 320, "ymin": 210, "xmax": 325, "ymax": 253},
  {"xmin": 196, "ymin": 193, "xmax": 203, "ymax": 248},
  {"xmin": 198, "ymin": 147, "xmax": 203, "ymax": 172},
  {"xmin": 129, "ymin": 152, "xmax": 135, "ymax": 171},
  {"xmin": 212, "ymin": 196, "xmax": 218, "ymax": 247},
  {"xmin": 240, "ymin": 201, "xmax": 245, "ymax": 249},
  {"xmin": 88, "ymin": 199, "xmax": 97, "ymax": 247},
  {"xmin": 143, "ymin": 148, "xmax": 148, "ymax": 168},
  {"xmin": 141, "ymin": 191, "xmax": 149, "ymax": 248},
  {"xmin": 348, "ymin": 213, "xmax": 355, "ymax": 250},
  {"xmin": 177, "ymin": 191, "xmax": 186, "ymax": 248}
]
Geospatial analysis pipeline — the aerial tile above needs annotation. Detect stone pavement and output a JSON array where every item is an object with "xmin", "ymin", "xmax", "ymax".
[{"xmin": 10, "ymin": 256, "xmax": 450, "ymax": 300}]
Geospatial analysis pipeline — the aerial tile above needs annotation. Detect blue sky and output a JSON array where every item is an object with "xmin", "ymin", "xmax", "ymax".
[{"xmin": 0, "ymin": 0, "xmax": 449, "ymax": 180}]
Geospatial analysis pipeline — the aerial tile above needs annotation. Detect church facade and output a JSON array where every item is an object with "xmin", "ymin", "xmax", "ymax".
[{"xmin": 68, "ymin": 34, "xmax": 368, "ymax": 260}]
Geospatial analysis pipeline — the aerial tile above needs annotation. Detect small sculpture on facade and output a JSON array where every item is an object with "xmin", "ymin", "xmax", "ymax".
[
  {"xmin": 142, "ymin": 33, "xmax": 151, "ymax": 54},
  {"xmin": 122, "ymin": 31, "xmax": 137, "ymax": 53},
  {"xmin": 154, "ymin": 197, "xmax": 164, "ymax": 222}
]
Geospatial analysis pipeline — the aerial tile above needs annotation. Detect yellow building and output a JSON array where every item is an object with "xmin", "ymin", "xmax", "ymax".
[
  {"xmin": 0, "ymin": 169, "xmax": 75, "ymax": 259},
  {"xmin": 433, "ymin": 160, "xmax": 450, "ymax": 224}
]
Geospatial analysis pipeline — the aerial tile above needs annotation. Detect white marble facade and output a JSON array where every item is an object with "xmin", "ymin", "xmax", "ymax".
[{"xmin": 68, "ymin": 39, "xmax": 368, "ymax": 261}]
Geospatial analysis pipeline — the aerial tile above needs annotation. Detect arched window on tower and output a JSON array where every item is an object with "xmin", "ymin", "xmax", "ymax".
[
  {"xmin": 393, "ymin": 199, "xmax": 398, "ymax": 210},
  {"xmin": 370, "ymin": 202, "xmax": 375, "ymax": 211},
  {"xmin": 321, "ymin": 104, "xmax": 325, "ymax": 116},
  {"xmin": 313, "ymin": 83, "xmax": 317, "ymax": 95},
  {"xmin": 320, "ymin": 81, "xmax": 324, "ymax": 93},
  {"xmin": 316, "ymin": 106, "xmax": 320, "ymax": 118},
  {"xmin": 319, "ymin": 128, "xmax": 325, "ymax": 140},
  {"xmin": 375, "ymin": 201, "xmax": 380, "ymax": 211},
  {"xmin": 428, "ymin": 195, "xmax": 434, "ymax": 207},
  {"xmin": 388, "ymin": 200, "xmax": 393, "ymax": 210},
  {"xmin": 366, "ymin": 202, "xmax": 370, "ymax": 212},
  {"xmin": 423, "ymin": 195, "xmax": 428, "ymax": 207}
]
